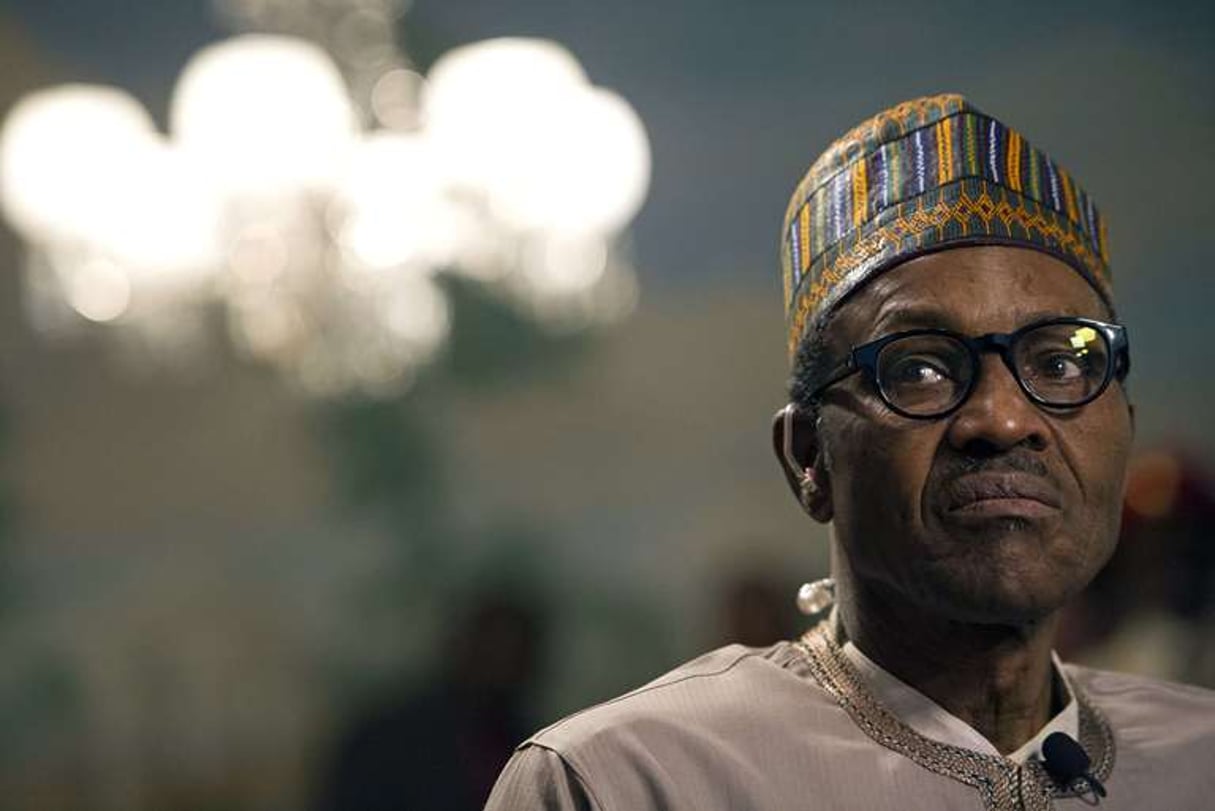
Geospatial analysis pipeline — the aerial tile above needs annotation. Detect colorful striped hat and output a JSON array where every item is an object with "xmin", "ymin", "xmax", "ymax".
[{"xmin": 781, "ymin": 93, "xmax": 1111, "ymax": 358}]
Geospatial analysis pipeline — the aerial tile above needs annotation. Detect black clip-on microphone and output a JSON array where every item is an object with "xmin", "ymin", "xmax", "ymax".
[{"xmin": 1041, "ymin": 732, "xmax": 1107, "ymax": 800}]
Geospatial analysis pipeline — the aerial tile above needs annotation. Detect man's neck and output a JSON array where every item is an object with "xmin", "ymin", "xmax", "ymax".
[{"xmin": 839, "ymin": 586, "xmax": 1061, "ymax": 756}]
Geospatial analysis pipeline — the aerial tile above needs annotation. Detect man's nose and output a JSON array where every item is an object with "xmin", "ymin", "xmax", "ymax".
[{"xmin": 944, "ymin": 353, "xmax": 1050, "ymax": 454}]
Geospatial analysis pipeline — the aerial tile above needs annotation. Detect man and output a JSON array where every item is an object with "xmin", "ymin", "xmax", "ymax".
[{"xmin": 484, "ymin": 94, "xmax": 1215, "ymax": 810}]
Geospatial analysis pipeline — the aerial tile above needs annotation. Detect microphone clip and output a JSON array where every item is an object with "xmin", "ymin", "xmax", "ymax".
[{"xmin": 1040, "ymin": 731, "xmax": 1107, "ymax": 801}]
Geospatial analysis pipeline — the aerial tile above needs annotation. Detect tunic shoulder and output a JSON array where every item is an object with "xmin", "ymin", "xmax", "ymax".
[
  {"xmin": 486, "ymin": 641, "xmax": 955, "ymax": 811},
  {"xmin": 483, "ymin": 745, "xmax": 598, "ymax": 811},
  {"xmin": 529, "ymin": 641, "xmax": 829, "ymax": 754},
  {"xmin": 1065, "ymin": 663, "xmax": 1215, "ymax": 746},
  {"xmin": 492, "ymin": 643, "xmax": 1215, "ymax": 810}
]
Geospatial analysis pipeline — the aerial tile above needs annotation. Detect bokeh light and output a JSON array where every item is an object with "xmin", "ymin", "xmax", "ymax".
[
  {"xmin": 334, "ymin": 132, "xmax": 466, "ymax": 272},
  {"xmin": 423, "ymin": 38, "xmax": 650, "ymax": 237},
  {"xmin": 171, "ymin": 34, "xmax": 356, "ymax": 198},
  {"xmin": 0, "ymin": 29, "xmax": 649, "ymax": 397},
  {"xmin": 0, "ymin": 84, "xmax": 157, "ymax": 245},
  {"xmin": 64, "ymin": 257, "xmax": 133, "ymax": 323},
  {"xmin": 1126, "ymin": 450, "xmax": 1184, "ymax": 519},
  {"xmin": 494, "ymin": 86, "xmax": 651, "ymax": 236},
  {"xmin": 100, "ymin": 138, "xmax": 223, "ymax": 284},
  {"xmin": 369, "ymin": 67, "xmax": 425, "ymax": 130},
  {"xmin": 423, "ymin": 39, "xmax": 589, "ymax": 179}
]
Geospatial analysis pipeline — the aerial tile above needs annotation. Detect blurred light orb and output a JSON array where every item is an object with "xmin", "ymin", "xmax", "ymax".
[
  {"xmin": 229, "ymin": 224, "xmax": 291, "ymax": 285},
  {"xmin": 493, "ymin": 87, "xmax": 650, "ymax": 236},
  {"xmin": 231, "ymin": 293, "xmax": 305, "ymax": 358},
  {"xmin": 0, "ymin": 84, "xmax": 156, "ymax": 244},
  {"xmin": 422, "ymin": 37, "xmax": 649, "ymax": 237},
  {"xmin": 336, "ymin": 132, "xmax": 463, "ymax": 271},
  {"xmin": 423, "ymin": 37, "xmax": 589, "ymax": 190},
  {"xmin": 170, "ymin": 34, "xmax": 356, "ymax": 197},
  {"xmin": 65, "ymin": 258, "xmax": 132, "ymax": 323},
  {"xmin": 529, "ymin": 236, "xmax": 609, "ymax": 296},
  {"xmin": 380, "ymin": 274, "xmax": 450, "ymax": 354},
  {"xmin": 98, "ymin": 138, "xmax": 224, "ymax": 282},
  {"xmin": 370, "ymin": 68, "xmax": 424, "ymax": 130},
  {"xmin": 424, "ymin": 37, "xmax": 589, "ymax": 127},
  {"xmin": 1126, "ymin": 451, "xmax": 1183, "ymax": 519}
]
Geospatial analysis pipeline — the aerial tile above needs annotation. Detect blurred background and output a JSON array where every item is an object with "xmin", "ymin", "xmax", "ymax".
[{"xmin": 0, "ymin": 1, "xmax": 1211, "ymax": 809}]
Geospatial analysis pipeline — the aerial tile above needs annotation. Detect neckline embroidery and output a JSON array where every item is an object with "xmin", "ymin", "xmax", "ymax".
[{"xmin": 792, "ymin": 621, "xmax": 1115, "ymax": 811}]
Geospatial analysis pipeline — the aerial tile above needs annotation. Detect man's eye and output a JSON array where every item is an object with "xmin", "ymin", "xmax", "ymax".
[
  {"xmin": 887, "ymin": 357, "xmax": 951, "ymax": 385},
  {"xmin": 1036, "ymin": 352, "xmax": 1088, "ymax": 380}
]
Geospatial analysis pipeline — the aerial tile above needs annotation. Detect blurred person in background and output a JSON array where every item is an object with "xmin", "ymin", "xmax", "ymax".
[
  {"xmin": 1059, "ymin": 450, "xmax": 1215, "ymax": 685},
  {"xmin": 718, "ymin": 573, "xmax": 799, "ymax": 648},
  {"xmin": 485, "ymin": 94, "xmax": 1215, "ymax": 809},
  {"xmin": 318, "ymin": 590, "xmax": 545, "ymax": 811}
]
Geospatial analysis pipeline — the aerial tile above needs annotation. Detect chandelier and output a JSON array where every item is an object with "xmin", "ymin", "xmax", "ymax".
[{"xmin": 0, "ymin": 3, "xmax": 650, "ymax": 396}]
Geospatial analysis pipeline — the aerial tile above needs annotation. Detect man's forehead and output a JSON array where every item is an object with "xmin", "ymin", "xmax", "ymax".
[{"xmin": 828, "ymin": 246, "xmax": 1112, "ymax": 341}]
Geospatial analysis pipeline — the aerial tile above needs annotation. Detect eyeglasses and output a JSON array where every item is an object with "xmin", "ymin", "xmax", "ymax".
[{"xmin": 809, "ymin": 317, "xmax": 1130, "ymax": 419}]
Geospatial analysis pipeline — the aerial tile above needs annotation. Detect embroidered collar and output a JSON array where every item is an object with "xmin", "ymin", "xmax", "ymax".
[
  {"xmin": 793, "ymin": 620, "xmax": 1115, "ymax": 811},
  {"xmin": 841, "ymin": 641, "xmax": 1080, "ymax": 764}
]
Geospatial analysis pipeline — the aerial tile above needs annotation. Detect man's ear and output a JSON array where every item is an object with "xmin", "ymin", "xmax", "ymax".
[{"xmin": 771, "ymin": 405, "xmax": 833, "ymax": 523}]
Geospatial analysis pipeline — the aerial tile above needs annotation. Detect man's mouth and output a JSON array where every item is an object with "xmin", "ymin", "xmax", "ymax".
[{"xmin": 942, "ymin": 472, "xmax": 1062, "ymax": 519}]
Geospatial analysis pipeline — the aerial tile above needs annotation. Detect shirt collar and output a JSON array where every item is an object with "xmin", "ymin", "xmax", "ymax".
[{"xmin": 841, "ymin": 641, "xmax": 1079, "ymax": 764}]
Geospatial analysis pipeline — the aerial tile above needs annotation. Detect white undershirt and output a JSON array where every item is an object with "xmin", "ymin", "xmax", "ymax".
[{"xmin": 842, "ymin": 641, "xmax": 1080, "ymax": 764}]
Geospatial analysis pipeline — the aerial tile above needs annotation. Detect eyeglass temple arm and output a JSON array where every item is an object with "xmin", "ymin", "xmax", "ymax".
[
  {"xmin": 780, "ymin": 404, "xmax": 803, "ymax": 474},
  {"xmin": 782, "ymin": 355, "xmax": 860, "ymax": 471},
  {"xmin": 808, "ymin": 356, "xmax": 860, "ymax": 402}
]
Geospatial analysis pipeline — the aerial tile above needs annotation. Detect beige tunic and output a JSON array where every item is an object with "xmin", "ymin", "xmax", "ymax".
[{"xmin": 485, "ymin": 625, "xmax": 1215, "ymax": 810}]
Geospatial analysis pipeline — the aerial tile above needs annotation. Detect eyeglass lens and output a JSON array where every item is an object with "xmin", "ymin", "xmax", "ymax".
[
  {"xmin": 874, "ymin": 323, "xmax": 1111, "ymax": 416},
  {"xmin": 1014, "ymin": 322, "xmax": 1110, "ymax": 402}
]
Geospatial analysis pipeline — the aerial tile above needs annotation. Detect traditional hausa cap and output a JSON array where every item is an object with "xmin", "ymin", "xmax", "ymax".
[{"xmin": 781, "ymin": 93, "xmax": 1112, "ymax": 357}]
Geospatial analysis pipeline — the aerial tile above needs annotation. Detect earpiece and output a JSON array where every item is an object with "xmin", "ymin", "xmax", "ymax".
[{"xmin": 799, "ymin": 467, "xmax": 819, "ymax": 508}]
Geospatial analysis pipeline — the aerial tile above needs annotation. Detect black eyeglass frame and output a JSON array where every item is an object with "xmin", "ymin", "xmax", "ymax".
[{"xmin": 808, "ymin": 317, "xmax": 1131, "ymax": 420}]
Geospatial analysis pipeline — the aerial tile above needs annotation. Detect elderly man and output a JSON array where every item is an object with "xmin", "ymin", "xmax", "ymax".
[{"xmin": 484, "ymin": 95, "xmax": 1215, "ymax": 810}]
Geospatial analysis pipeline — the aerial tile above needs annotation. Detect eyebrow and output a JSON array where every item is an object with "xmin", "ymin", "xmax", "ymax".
[{"xmin": 871, "ymin": 307, "xmax": 956, "ymax": 334}]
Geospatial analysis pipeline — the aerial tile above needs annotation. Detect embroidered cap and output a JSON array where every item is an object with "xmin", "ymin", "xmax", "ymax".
[{"xmin": 781, "ymin": 94, "xmax": 1112, "ymax": 358}]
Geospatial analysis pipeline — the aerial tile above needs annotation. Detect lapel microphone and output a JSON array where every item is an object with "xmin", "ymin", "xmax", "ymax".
[{"xmin": 1040, "ymin": 732, "xmax": 1107, "ymax": 799}]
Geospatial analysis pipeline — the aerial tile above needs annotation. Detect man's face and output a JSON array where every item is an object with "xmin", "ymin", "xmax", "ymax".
[{"xmin": 817, "ymin": 246, "xmax": 1133, "ymax": 625}]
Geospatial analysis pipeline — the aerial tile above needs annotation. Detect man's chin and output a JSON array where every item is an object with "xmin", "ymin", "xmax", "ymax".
[{"xmin": 938, "ymin": 599, "xmax": 1060, "ymax": 628}]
